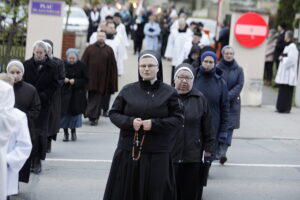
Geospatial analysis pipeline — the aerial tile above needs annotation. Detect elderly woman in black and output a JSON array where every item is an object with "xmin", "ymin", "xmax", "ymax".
[
  {"xmin": 60, "ymin": 48, "xmax": 88, "ymax": 142},
  {"xmin": 6, "ymin": 60, "xmax": 41, "ymax": 185},
  {"xmin": 103, "ymin": 50, "xmax": 183, "ymax": 200},
  {"xmin": 23, "ymin": 40, "xmax": 59, "ymax": 174},
  {"xmin": 172, "ymin": 63, "xmax": 215, "ymax": 200},
  {"xmin": 217, "ymin": 46, "xmax": 244, "ymax": 164}
]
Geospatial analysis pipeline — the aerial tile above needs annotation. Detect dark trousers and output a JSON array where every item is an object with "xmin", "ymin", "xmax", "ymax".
[
  {"xmin": 276, "ymin": 84, "xmax": 294, "ymax": 113},
  {"xmin": 134, "ymin": 35, "xmax": 143, "ymax": 54},
  {"xmin": 101, "ymin": 94, "xmax": 111, "ymax": 112},
  {"xmin": 264, "ymin": 61, "xmax": 273, "ymax": 81},
  {"xmin": 171, "ymin": 66, "xmax": 175, "ymax": 86},
  {"xmin": 161, "ymin": 33, "xmax": 169, "ymax": 57},
  {"xmin": 85, "ymin": 90, "xmax": 108, "ymax": 121},
  {"xmin": 34, "ymin": 106, "xmax": 51, "ymax": 160},
  {"xmin": 174, "ymin": 163, "xmax": 203, "ymax": 200}
]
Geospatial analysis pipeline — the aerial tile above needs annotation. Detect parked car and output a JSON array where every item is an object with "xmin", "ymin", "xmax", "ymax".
[{"xmin": 63, "ymin": 7, "xmax": 89, "ymax": 32}]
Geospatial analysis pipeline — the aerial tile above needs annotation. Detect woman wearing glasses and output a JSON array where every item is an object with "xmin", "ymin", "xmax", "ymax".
[
  {"xmin": 194, "ymin": 51, "xmax": 229, "ymax": 164},
  {"xmin": 103, "ymin": 50, "xmax": 183, "ymax": 200},
  {"xmin": 172, "ymin": 63, "xmax": 215, "ymax": 200},
  {"xmin": 217, "ymin": 46, "xmax": 244, "ymax": 164}
]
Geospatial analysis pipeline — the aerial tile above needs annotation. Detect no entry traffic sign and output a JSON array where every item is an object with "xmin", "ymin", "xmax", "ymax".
[{"xmin": 234, "ymin": 12, "xmax": 268, "ymax": 48}]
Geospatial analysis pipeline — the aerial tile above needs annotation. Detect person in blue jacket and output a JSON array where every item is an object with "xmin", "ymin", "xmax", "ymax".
[
  {"xmin": 217, "ymin": 46, "xmax": 244, "ymax": 164},
  {"xmin": 194, "ymin": 51, "xmax": 229, "ymax": 164},
  {"xmin": 143, "ymin": 14, "xmax": 161, "ymax": 51}
]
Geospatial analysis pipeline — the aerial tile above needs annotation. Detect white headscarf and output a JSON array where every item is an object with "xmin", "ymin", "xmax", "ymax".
[{"xmin": 6, "ymin": 60, "xmax": 25, "ymax": 74}]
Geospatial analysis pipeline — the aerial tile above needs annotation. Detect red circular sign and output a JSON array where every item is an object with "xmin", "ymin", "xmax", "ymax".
[{"xmin": 234, "ymin": 12, "xmax": 268, "ymax": 48}]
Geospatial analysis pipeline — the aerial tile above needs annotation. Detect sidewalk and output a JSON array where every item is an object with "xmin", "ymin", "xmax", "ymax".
[{"xmin": 236, "ymin": 105, "xmax": 300, "ymax": 140}]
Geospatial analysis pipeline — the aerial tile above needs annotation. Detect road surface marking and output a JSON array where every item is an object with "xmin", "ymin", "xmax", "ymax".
[{"xmin": 46, "ymin": 158, "xmax": 300, "ymax": 168}]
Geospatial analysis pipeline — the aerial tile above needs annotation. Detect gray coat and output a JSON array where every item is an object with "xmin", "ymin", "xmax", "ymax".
[{"xmin": 217, "ymin": 59, "xmax": 244, "ymax": 129}]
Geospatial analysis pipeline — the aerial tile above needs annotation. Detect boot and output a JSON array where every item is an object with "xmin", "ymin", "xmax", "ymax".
[
  {"xmin": 46, "ymin": 138, "xmax": 51, "ymax": 153},
  {"xmin": 32, "ymin": 157, "xmax": 42, "ymax": 174},
  {"xmin": 71, "ymin": 129, "xmax": 77, "ymax": 141},
  {"xmin": 63, "ymin": 129, "xmax": 69, "ymax": 142}
]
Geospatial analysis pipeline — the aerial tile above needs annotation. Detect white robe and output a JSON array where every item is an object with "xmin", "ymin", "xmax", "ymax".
[
  {"xmin": 0, "ymin": 81, "xmax": 15, "ymax": 200},
  {"xmin": 105, "ymin": 35, "xmax": 125, "ymax": 75},
  {"xmin": 100, "ymin": 6, "xmax": 116, "ymax": 22},
  {"xmin": 116, "ymin": 23, "xmax": 129, "ymax": 47},
  {"xmin": 275, "ymin": 43, "xmax": 299, "ymax": 86},
  {"xmin": 164, "ymin": 29, "xmax": 192, "ymax": 66},
  {"xmin": 200, "ymin": 31, "xmax": 210, "ymax": 45},
  {"xmin": 6, "ymin": 109, "xmax": 32, "ymax": 196},
  {"xmin": 0, "ymin": 80, "xmax": 30, "ymax": 199}
]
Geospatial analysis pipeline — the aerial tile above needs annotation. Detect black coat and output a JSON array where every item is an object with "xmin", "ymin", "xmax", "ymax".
[
  {"xmin": 14, "ymin": 81, "xmax": 41, "ymax": 140},
  {"xmin": 23, "ymin": 57, "xmax": 59, "ymax": 107},
  {"xmin": 194, "ymin": 67, "xmax": 229, "ymax": 138},
  {"xmin": 217, "ymin": 59, "xmax": 244, "ymax": 129},
  {"xmin": 61, "ymin": 60, "xmax": 88, "ymax": 115},
  {"xmin": 172, "ymin": 88, "xmax": 215, "ymax": 163},
  {"xmin": 274, "ymin": 31, "xmax": 287, "ymax": 61},
  {"xmin": 13, "ymin": 81, "xmax": 41, "ymax": 183},
  {"xmin": 48, "ymin": 57, "xmax": 65, "ymax": 137},
  {"xmin": 109, "ymin": 80, "xmax": 183, "ymax": 153}
]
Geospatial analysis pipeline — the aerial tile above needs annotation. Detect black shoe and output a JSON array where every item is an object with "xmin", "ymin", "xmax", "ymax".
[
  {"xmin": 63, "ymin": 132, "xmax": 69, "ymax": 142},
  {"xmin": 102, "ymin": 111, "xmax": 109, "ymax": 117},
  {"xmin": 32, "ymin": 158, "xmax": 42, "ymax": 174},
  {"xmin": 71, "ymin": 130, "xmax": 77, "ymax": 141},
  {"xmin": 219, "ymin": 156, "xmax": 227, "ymax": 165},
  {"xmin": 46, "ymin": 140, "xmax": 51, "ymax": 153},
  {"xmin": 90, "ymin": 120, "xmax": 98, "ymax": 126}
]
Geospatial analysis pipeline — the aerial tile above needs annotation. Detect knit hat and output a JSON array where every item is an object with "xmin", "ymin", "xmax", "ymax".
[
  {"xmin": 221, "ymin": 45, "xmax": 234, "ymax": 56},
  {"xmin": 201, "ymin": 51, "xmax": 217, "ymax": 64},
  {"xmin": 6, "ymin": 60, "xmax": 24, "ymax": 74},
  {"xmin": 66, "ymin": 48, "xmax": 79, "ymax": 59}
]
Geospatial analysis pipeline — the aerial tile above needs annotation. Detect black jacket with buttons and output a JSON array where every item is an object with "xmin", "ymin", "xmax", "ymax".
[
  {"xmin": 109, "ymin": 80, "xmax": 183, "ymax": 153},
  {"xmin": 171, "ymin": 88, "xmax": 215, "ymax": 163}
]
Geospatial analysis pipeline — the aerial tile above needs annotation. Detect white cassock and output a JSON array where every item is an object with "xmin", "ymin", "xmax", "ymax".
[
  {"xmin": 6, "ymin": 109, "xmax": 32, "ymax": 196},
  {"xmin": 0, "ymin": 80, "xmax": 31, "ymax": 198},
  {"xmin": 100, "ymin": 6, "xmax": 116, "ymax": 22},
  {"xmin": 165, "ymin": 29, "xmax": 192, "ymax": 66},
  {"xmin": 116, "ymin": 23, "xmax": 129, "ymax": 47},
  {"xmin": 89, "ymin": 31, "xmax": 97, "ymax": 44},
  {"xmin": 170, "ymin": 19, "xmax": 179, "ymax": 32},
  {"xmin": 275, "ymin": 42, "xmax": 299, "ymax": 86},
  {"xmin": 200, "ymin": 31, "xmax": 210, "ymax": 45},
  {"xmin": 105, "ymin": 35, "xmax": 125, "ymax": 75}
]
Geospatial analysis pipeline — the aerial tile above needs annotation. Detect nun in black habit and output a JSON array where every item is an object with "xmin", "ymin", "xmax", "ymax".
[{"xmin": 103, "ymin": 50, "xmax": 183, "ymax": 200}]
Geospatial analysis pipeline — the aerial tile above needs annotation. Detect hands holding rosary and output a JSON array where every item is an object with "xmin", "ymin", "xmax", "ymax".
[{"xmin": 133, "ymin": 118, "xmax": 152, "ymax": 131}]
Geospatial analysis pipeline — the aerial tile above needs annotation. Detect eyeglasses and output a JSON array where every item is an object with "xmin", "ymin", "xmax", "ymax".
[
  {"xmin": 203, "ymin": 60, "xmax": 214, "ymax": 64},
  {"xmin": 139, "ymin": 65, "xmax": 158, "ymax": 68},
  {"xmin": 176, "ymin": 76, "xmax": 193, "ymax": 81}
]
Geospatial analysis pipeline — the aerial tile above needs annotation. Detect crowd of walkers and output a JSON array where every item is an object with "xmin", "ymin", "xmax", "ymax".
[{"xmin": 0, "ymin": 2, "xmax": 299, "ymax": 200}]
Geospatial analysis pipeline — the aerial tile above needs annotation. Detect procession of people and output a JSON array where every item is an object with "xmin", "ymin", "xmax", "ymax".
[{"xmin": 0, "ymin": 1, "xmax": 299, "ymax": 200}]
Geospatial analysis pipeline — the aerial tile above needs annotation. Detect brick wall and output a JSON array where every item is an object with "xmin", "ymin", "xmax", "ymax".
[{"xmin": 61, "ymin": 32, "xmax": 76, "ymax": 60}]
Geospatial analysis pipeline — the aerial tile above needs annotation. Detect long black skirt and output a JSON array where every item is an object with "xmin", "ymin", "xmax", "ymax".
[
  {"xmin": 103, "ymin": 149, "xmax": 176, "ymax": 200},
  {"xmin": 276, "ymin": 84, "xmax": 294, "ymax": 113}
]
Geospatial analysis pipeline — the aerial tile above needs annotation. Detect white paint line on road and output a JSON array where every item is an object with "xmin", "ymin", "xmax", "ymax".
[
  {"xmin": 46, "ymin": 158, "xmax": 112, "ymax": 163},
  {"xmin": 46, "ymin": 158, "xmax": 300, "ymax": 168},
  {"xmin": 211, "ymin": 163, "xmax": 300, "ymax": 168}
]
